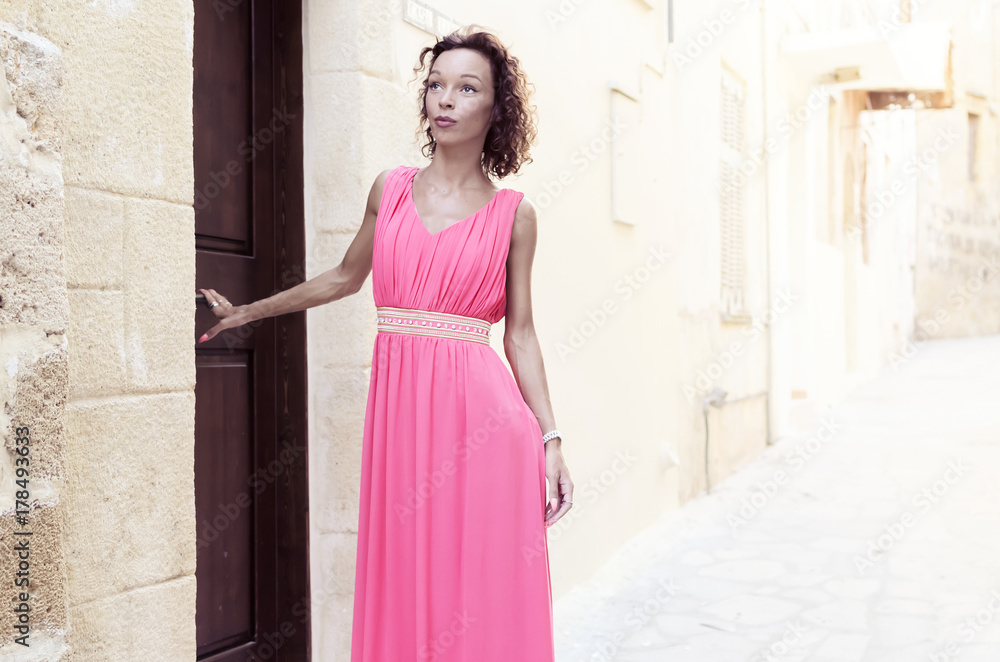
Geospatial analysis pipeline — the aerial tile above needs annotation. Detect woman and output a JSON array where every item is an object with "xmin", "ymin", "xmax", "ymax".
[{"xmin": 198, "ymin": 25, "xmax": 572, "ymax": 661}]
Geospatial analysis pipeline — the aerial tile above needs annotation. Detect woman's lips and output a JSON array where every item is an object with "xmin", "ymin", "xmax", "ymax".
[{"xmin": 434, "ymin": 117, "xmax": 456, "ymax": 127}]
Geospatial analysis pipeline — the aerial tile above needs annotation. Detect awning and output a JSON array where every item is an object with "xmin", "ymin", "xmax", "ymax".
[{"xmin": 780, "ymin": 21, "xmax": 952, "ymax": 92}]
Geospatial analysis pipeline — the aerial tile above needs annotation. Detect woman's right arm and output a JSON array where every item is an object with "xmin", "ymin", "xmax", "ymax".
[{"xmin": 198, "ymin": 168, "xmax": 391, "ymax": 343}]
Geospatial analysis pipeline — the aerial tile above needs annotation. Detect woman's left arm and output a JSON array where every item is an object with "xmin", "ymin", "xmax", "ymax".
[{"xmin": 503, "ymin": 196, "xmax": 574, "ymax": 528}]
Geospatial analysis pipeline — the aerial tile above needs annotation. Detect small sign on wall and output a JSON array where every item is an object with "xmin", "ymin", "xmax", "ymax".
[{"xmin": 404, "ymin": 0, "xmax": 461, "ymax": 38}]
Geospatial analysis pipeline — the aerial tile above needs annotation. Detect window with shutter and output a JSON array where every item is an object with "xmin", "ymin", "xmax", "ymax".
[{"xmin": 719, "ymin": 68, "xmax": 748, "ymax": 320}]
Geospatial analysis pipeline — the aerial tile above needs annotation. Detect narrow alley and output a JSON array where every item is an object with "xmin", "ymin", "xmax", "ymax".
[{"xmin": 555, "ymin": 335, "xmax": 1000, "ymax": 662}]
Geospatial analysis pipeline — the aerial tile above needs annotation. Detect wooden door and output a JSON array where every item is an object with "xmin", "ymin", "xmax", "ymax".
[{"xmin": 193, "ymin": 0, "xmax": 309, "ymax": 659}]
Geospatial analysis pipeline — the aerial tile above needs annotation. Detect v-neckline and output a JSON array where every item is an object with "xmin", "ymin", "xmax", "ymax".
[{"xmin": 407, "ymin": 166, "xmax": 504, "ymax": 238}]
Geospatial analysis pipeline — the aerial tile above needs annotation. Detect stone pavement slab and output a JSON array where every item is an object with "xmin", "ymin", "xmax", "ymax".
[{"xmin": 554, "ymin": 335, "xmax": 1000, "ymax": 661}]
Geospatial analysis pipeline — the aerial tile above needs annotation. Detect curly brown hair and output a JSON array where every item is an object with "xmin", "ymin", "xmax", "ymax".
[{"xmin": 411, "ymin": 25, "xmax": 538, "ymax": 179}]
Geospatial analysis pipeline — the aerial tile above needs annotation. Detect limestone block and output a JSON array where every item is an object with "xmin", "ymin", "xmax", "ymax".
[
  {"xmin": 0, "ymin": 161, "xmax": 67, "ymax": 333},
  {"xmin": 0, "ymin": 5, "xmax": 38, "ymax": 28},
  {"xmin": 122, "ymin": 197, "xmax": 195, "ymax": 393},
  {"xmin": 311, "ymin": 366, "xmax": 369, "ymax": 533},
  {"xmin": 24, "ymin": 2, "xmax": 195, "ymax": 203},
  {"xmin": 307, "ymin": 0, "xmax": 394, "ymax": 79},
  {"xmin": 63, "ymin": 187, "xmax": 124, "ymax": 290},
  {"xmin": 313, "ymin": 531, "xmax": 358, "ymax": 607},
  {"xmin": 312, "ymin": 531, "xmax": 358, "ymax": 662},
  {"xmin": 66, "ymin": 290, "xmax": 125, "ymax": 399},
  {"xmin": 309, "ymin": 73, "xmax": 415, "ymax": 234},
  {"xmin": 64, "ymin": 576, "xmax": 195, "ymax": 662},
  {"xmin": 0, "ymin": 21, "xmax": 63, "ymax": 177},
  {"xmin": 3, "ymin": 345, "xmax": 67, "ymax": 483},
  {"xmin": 307, "ymin": 258, "xmax": 377, "ymax": 367},
  {"xmin": 309, "ymin": 73, "xmax": 367, "ymax": 234},
  {"xmin": 62, "ymin": 392, "xmax": 195, "ymax": 607},
  {"xmin": 304, "ymin": 229, "xmax": 348, "ymax": 275}
]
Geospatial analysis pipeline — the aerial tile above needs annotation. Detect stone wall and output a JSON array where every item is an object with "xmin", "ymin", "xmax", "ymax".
[
  {"xmin": 1, "ymin": 20, "xmax": 71, "ymax": 661},
  {"xmin": 1, "ymin": 3, "xmax": 196, "ymax": 660},
  {"xmin": 913, "ymin": 108, "xmax": 1000, "ymax": 340}
]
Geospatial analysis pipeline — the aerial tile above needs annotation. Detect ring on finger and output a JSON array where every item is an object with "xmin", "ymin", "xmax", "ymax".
[{"xmin": 209, "ymin": 301, "xmax": 220, "ymax": 309}]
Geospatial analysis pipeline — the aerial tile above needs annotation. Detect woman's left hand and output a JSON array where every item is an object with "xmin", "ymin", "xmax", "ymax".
[{"xmin": 544, "ymin": 443, "xmax": 573, "ymax": 528}]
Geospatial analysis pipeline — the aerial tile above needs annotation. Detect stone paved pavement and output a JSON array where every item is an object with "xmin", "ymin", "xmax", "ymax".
[{"xmin": 553, "ymin": 335, "xmax": 1000, "ymax": 661}]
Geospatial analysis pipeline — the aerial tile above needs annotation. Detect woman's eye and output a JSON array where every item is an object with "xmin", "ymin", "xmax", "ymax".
[{"xmin": 428, "ymin": 82, "xmax": 476, "ymax": 93}]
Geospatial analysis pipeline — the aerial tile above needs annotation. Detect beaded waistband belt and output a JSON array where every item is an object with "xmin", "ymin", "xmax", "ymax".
[{"xmin": 376, "ymin": 306, "xmax": 492, "ymax": 345}]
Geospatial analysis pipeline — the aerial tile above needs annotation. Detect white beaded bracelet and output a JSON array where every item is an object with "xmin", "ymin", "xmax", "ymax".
[{"xmin": 542, "ymin": 429, "xmax": 561, "ymax": 444}]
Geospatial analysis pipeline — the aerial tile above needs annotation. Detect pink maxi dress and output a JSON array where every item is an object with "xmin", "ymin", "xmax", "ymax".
[{"xmin": 350, "ymin": 164, "xmax": 555, "ymax": 661}]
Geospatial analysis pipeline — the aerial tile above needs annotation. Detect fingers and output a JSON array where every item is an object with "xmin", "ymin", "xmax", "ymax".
[
  {"xmin": 198, "ymin": 288, "xmax": 233, "ymax": 313},
  {"xmin": 544, "ymin": 469, "xmax": 574, "ymax": 528},
  {"xmin": 198, "ymin": 289, "xmax": 227, "ymax": 344},
  {"xmin": 198, "ymin": 323, "xmax": 221, "ymax": 344},
  {"xmin": 198, "ymin": 318, "xmax": 233, "ymax": 344},
  {"xmin": 196, "ymin": 287, "xmax": 247, "ymax": 344},
  {"xmin": 545, "ymin": 496, "xmax": 559, "ymax": 524},
  {"xmin": 198, "ymin": 287, "xmax": 234, "ymax": 344},
  {"xmin": 545, "ymin": 477, "xmax": 560, "ymax": 519},
  {"xmin": 546, "ymin": 501, "xmax": 572, "ymax": 528},
  {"xmin": 561, "ymin": 474, "xmax": 574, "ymax": 513}
]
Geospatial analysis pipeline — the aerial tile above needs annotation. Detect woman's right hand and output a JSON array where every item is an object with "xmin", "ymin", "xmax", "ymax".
[{"xmin": 198, "ymin": 288, "xmax": 252, "ymax": 343}]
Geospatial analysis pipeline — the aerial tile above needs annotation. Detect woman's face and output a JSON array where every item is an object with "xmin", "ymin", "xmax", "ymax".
[{"xmin": 424, "ymin": 48, "xmax": 495, "ymax": 151}]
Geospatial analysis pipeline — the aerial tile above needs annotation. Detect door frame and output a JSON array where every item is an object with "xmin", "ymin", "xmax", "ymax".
[{"xmin": 261, "ymin": 0, "xmax": 310, "ymax": 657}]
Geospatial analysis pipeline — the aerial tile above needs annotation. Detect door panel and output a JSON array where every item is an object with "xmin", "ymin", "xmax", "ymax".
[
  {"xmin": 193, "ymin": 0, "xmax": 309, "ymax": 659},
  {"xmin": 195, "ymin": 353, "xmax": 255, "ymax": 651}
]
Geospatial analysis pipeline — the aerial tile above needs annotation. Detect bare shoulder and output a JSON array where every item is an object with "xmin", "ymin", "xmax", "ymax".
[
  {"xmin": 366, "ymin": 167, "xmax": 395, "ymax": 216},
  {"xmin": 510, "ymin": 193, "xmax": 538, "ymax": 240}
]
